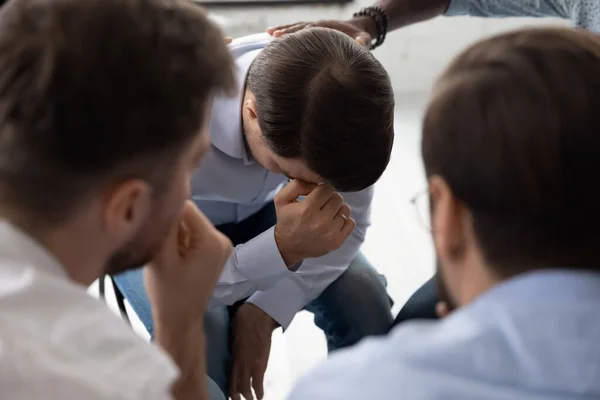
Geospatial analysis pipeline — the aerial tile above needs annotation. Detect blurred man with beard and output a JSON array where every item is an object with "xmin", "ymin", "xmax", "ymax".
[
  {"xmin": 0, "ymin": 0, "xmax": 238, "ymax": 399},
  {"xmin": 287, "ymin": 27, "xmax": 600, "ymax": 399}
]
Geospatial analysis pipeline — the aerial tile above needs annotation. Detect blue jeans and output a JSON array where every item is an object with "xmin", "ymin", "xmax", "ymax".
[{"xmin": 114, "ymin": 202, "xmax": 393, "ymax": 397}]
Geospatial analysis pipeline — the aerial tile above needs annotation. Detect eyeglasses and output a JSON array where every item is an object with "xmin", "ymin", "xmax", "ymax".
[{"xmin": 410, "ymin": 189, "xmax": 431, "ymax": 231}]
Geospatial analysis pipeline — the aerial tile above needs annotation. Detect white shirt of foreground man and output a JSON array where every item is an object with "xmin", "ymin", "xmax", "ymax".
[
  {"xmin": 0, "ymin": 222, "xmax": 177, "ymax": 399},
  {"xmin": 288, "ymin": 270, "xmax": 600, "ymax": 399}
]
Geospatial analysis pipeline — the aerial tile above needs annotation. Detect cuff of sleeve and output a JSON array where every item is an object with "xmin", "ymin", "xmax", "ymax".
[
  {"xmin": 444, "ymin": 0, "xmax": 468, "ymax": 16},
  {"xmin": 235, "ymin": 226, "xmax": 288, "ymax": 284},
  {"xmin": 247, "ymin": 278, "xmax": 308, "ymax": 330}
]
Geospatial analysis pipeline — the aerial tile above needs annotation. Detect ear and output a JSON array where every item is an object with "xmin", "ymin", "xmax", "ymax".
[
  {"xmin": 429, "ymin": 175, "xmax": 467, "ymax": 264},
  {"xmin": 244, "ymin": 91, "xmax": 258, "ymax": 121},
  {"xmin": 102, "ymin": 180, "xmax": 152, "ymax": 246}
]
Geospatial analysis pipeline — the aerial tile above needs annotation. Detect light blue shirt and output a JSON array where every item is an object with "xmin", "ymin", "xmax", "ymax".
[
  {"xmin": 195, "ymin": 34, "xmax": 373, "ymax": 328},
  {"xmin": 446, "ymin": 0, "xmax": 600, "ymax": 33},
  {"xmin": 288, "ymin": 270, "xmax": 600, "ymax": 399}
]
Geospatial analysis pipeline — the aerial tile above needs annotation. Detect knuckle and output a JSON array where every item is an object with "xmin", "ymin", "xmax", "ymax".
[
  {"xmin": 332, "ymin": 192, "xmax": 344, "ymax": 204},
  {"xmin": 298, "ymin": 204, "xmax": 310, "ymax": 219},
  {"xmin": 221, "ymin": 236, "xmax": 233, "ymax": 254},
  {"xmin": 274, "ymin": 190, "xmax": 285, "ymax": 203}
]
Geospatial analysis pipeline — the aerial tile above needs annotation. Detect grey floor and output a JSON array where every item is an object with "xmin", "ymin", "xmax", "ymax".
[{"xmin": 90, "ymin": 93, "xmax": 435, "ymax": 399}]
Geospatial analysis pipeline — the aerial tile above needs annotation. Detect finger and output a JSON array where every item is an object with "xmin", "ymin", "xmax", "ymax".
[
  {"xmin": 338, "ymin": 204, "xmax": 351, "ymax": 220},
  {"xmin": 329, "ymin": 216, "xmax": 355, "ymax": 251},
  {"xmin": 150, "ymin": 204, "xmax": 188, "ymax": 269},
  {"xmin": 274, "ymin": 179, "xmax": 317, "ymax": 206},
  {"xmin": 225, "ymin": 36, "xmax": 233, "ymax": 44},
  {"xmin": 340, "ymin": 215, "xmax": 356, "ymax": 238},
  {"xmin": 251, "ymin": 365, "xmax": 266, "ymax": 400},
  {"xmin": 266, "ymin": 23, "xmax": 300, "ymax": 34},
  {"xmin": 303, "ymin": 184, "xmax": 335, "ymax": 209},
  {"xmin": 436, "ymin": 302, "xmax": 449, "ymax": 318},
  {"xmin": 266, "ymin": 23, "xmax": 300, "ymax": 35},
  {"xmin": 179, "ymin": 201, "xmax": 225, "ymax": 252},
  {"xmin": 354, "ymin": 32, "xmax": 372, "ymax": 48},
  {"xmin": 179, "ymin": 200, "xmax": 212, "ymax": 240},
  {"xmin": 229, "ymin": 366, "xmax": 241, "ymax": 400},
  {"xmin": 230, "ymin": 357, "xmax": 252, "ymax": 400},
  {"xmin": 332, "ymin": 204, "xmax": 351, "ymax": 231},
  {"xmin": 271, "ymin": 23, "xmax": 310, "ymax": 37},
  {"xmin": 321, "ymin": 192, "xmax": 344, "ymax": 217},
  {"xmin": 176, "ymin": 218, "xmax": 190, "ymax": 257},
  {"xmin": 239, "ymin": 367, "xmax": 253, "ymax": 400}
]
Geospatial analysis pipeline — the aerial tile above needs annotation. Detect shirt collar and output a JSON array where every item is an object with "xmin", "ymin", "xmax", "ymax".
[
  {"xmin": 0, "ymin": 220, "xmax": 67, "ymax": 279},
  {"xmin": 474, "ymin": 269, "xmax": 600, "ymax": 306},
  {"xmin": 209, "ymin": 48, "xmax": 263, "ymax": 165}
]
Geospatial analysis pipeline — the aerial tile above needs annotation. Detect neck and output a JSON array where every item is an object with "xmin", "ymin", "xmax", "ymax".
[
  {"xmin": 450, "ymin": 249, "xmax": 502, "ymax": 307},
  {"xmin": 0, "ymin": 205, "xmax": 107, "ymax": 286},
  {"xmin": 458, "ymin": 264, "xmax": 501, "ymax": 306}
]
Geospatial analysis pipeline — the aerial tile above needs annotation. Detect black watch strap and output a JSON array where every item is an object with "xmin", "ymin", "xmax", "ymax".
[{"xmin": 353, "ymin": 6, "xmax": 388, "ymax": 50}]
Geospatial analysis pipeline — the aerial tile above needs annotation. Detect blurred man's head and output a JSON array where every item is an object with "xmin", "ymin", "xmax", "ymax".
[
  {"xmin": 422, "ymin": 28, "xmax": 600, "ymax": 308},
  {"xmin": 243, "ymin": 28, "xmax": 395, "ymax": 192},
  {"xmin": 0, "ymin": 0, "xmax": 235, "ymax": 282}
]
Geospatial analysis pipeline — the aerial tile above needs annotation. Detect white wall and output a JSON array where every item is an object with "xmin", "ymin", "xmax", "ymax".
[{"xmin": 209, "ymin": 1, "xmax": 569, "ymax": 94}]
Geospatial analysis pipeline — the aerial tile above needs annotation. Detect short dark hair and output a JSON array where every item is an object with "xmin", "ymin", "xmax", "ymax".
[
  {"xmin": 422, "ymin": 27, "xmax": 600, "ymax": 275},
  {"xmin": 247, "ymin": 28, "xmax": 394, "ymax": 192},
  {"xmin": 0, "ymin": 0, "xmax": 235, "ymax": 225}
]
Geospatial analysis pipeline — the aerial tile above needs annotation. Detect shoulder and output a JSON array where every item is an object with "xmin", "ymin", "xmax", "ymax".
[
  {"xmin": 287, "ymin": 312, "xmax": 500, "ymax": 400},
  {"xmin": 228, "ymin": 33, "xmax": 274, "ymax": 58},
  {"xmin": 0, "ymin": 279, "xmax": 177, "ymax": 400}
]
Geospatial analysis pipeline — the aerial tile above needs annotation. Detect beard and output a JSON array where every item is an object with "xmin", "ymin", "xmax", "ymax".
[
  {"xmin": 435, "ymin": 259, "xmax": 458, "ymax": 312},
  {"xmin": 104, "ymin": 235, "xmax": 160, "ymax": 276},
  {"xmin": 104, "ymin": 202, "xmax": 178, "ymax": 276}
]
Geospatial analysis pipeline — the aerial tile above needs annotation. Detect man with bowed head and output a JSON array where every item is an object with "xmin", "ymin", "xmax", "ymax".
[
  {"xmin": 114, "ymin": 27, "xmax": 396, "ymax": 400},
  {"xmin": 269, "ymin": 0, "xmax": 600, "ymax": 326}
]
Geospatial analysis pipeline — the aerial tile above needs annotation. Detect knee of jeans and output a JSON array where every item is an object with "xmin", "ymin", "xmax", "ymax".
[
  {"xmin": 207, "ymin": 376, "xmax": 226, "ymax": 400},
  {"xmin": 204, "ymin": 307, "xmax": 231, "ymax": 395},
  {"xmin": 204, "ymin": 306, "xmax": 230, "ymax": 342},
  {"xmin": 309, "ymin": 258, "xmax": 393, "ymax": 350}
]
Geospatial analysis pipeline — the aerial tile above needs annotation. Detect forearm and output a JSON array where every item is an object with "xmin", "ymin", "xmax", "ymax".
[
  {"xmin": 444, "ymin": 0, "xmax": 570, "ymax": 19},
  {"xmin": 211, "ymin": 226, "xmax": 292, "ymax": 306},
  {"xmin": 155, "ymin": 319, "xmax": 207, "ymax": 400},
  {"xmin": 350, "ymin": 0, "xmax": 450, "ymax": 35},
  {"xmin": 249, "ymin": 222, "xmax": 368, "ymax": 329}
]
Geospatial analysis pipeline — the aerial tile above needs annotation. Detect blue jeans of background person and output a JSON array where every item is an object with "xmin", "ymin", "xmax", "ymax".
[{"xmin": 114, "ymin": 202, "xmax": 393, "ymax": 397}]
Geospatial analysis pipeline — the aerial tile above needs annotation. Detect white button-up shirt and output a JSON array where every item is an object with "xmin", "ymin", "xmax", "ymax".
[
  {"xmin": 288, "ymin": 270, "xmax": 600, "ymax": 399},
  {"xmin": 0, "ymin": 221, "xmax": 178, "ymax": 399},
  {"xmin": 198, "ymin": 34, "xmax": 373, "ymax": 328}
]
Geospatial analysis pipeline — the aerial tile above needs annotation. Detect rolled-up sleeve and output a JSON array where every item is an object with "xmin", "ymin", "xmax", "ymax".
[
  {"xmin": 445, "ymin": 0, "xmax": 569, "ymax": 19},
  {"xmin": 247, "ymin": 187, "xmax": 373, "ymax": 329}
]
